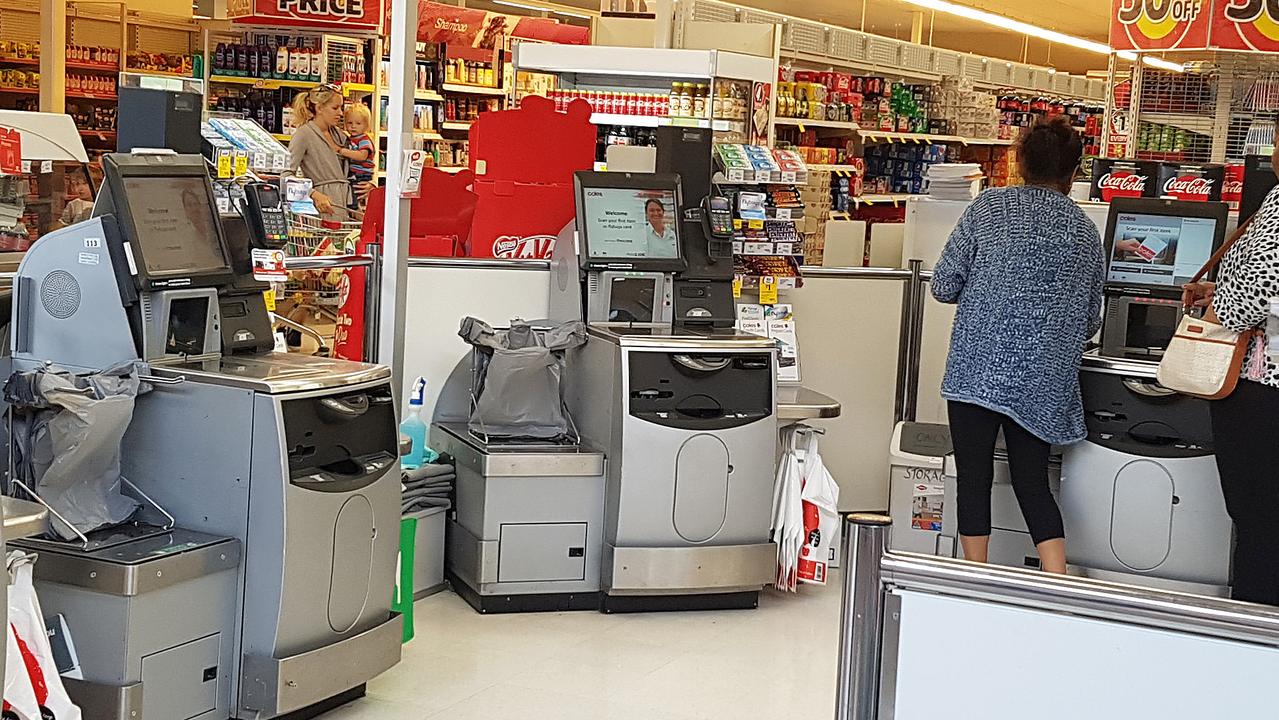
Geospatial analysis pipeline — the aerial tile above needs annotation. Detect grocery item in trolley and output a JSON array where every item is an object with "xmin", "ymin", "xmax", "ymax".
[{"xmin": 283, "ymin": 210, "xmax": 361, "ymax": 307}]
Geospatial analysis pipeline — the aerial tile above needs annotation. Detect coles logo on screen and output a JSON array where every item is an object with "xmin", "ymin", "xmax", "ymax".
[
  {"xmin": 493, "ymin": 234, "xmax": 556, "ymax": 259},
  {"xmin": 1097, "ymin": 171, "xmax": 1148, "ymax": 202},
  {"xmin": 1163, "ymin": 175, "xmax": 1216, "ymax": 201}
]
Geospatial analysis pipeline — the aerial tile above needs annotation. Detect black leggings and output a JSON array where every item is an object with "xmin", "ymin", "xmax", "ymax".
[
  {"xmin": 948, "ymin": 401, "xmax": 1064, "ymax": 545},
  {"xmin": 1210, "ymin": 379, "xmax": 1279, "ymax": 606}
]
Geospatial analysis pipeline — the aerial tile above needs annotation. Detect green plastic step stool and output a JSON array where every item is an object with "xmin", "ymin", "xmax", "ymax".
[{"xmin": 392, "ymin": 516, "xmax": 416, "ymax": 643}]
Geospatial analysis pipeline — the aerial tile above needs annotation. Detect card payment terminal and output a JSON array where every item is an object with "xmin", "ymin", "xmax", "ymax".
[
  {"xmin": 244, "ymin": 182, "xmax": 289, "ymax": 248},
  {"xmin": 704, "ymin": 195, "xmax": 734, "ymax": 239}
]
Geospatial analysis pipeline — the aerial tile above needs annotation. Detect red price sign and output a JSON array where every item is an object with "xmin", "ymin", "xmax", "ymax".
[
  {"xmin": 1109, "ymin": 0, "xmax": 1211, "ymax": 51},
  {"xmin": 1211, "ymin": 0, "xmax": 1279, "ymax": 51}
]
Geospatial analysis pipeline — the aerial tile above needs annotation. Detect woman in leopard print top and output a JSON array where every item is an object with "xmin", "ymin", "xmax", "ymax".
[{"xmin": 1184, "ymin": 155, "xmax": 1279, "ymax": 605}]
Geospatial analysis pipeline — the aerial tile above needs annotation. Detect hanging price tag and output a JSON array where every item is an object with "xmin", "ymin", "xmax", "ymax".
[
  {"xmin": 216, "ymin": 149, "xmax": 232, "ymax": 179},
  {"xmin": 733, "ymin": 218, "xmax": 744, "ymax": 230},
  {"xmin": 400, "ymin": 149, "xmax": 426, "ymax": 198},
  {"xmin": 759, "ymin": 275, "xmax": 779, "ymax": 305},
  {"xmin": 234, "ymin": 152, "xmax": 249, "ymax": 177},
  {"xmin": 263, "ymin": 288, "xmax": 277, "ymax": 312},
  {"xmin": 747, "ymin": 219, "xmax": 764, "ymax": 230},
  {"xmin": 732, "ymin": 274, "xmax": 743, "ymax": 299},
  {"xmin": 797, "ymin": 122, "xmax": 806, "ymax": 133},
  {"xmin": 39, "ymin": 160, "xmax": 51, "ymax": 173},
  {"xmin": 252, "ymin": 248, "xmax": 288, "ymax": 283}
]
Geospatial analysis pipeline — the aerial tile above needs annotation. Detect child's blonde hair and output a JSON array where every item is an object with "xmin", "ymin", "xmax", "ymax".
[{"xmin": 345, "ymin": 102, "xmax": 372, "ymax": 128}]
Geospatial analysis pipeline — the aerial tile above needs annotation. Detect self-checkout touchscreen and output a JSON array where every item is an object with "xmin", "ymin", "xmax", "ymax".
[{"xmin": 1107, "ymin": 212, "xmax": 1218, "ymax": 288}]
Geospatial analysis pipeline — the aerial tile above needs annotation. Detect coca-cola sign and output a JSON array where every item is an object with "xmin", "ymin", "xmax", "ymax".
[
  {"xmin": 1097, "ymin": 171, "xmax": 1148, "ymax": 201},
  {"xmin": 1163, "ymin": 174, "xmax": 1216, "ymax": 200},
  {"xmin": 493, "ymin": 234, "xmax": 556, "ymax": 259}
]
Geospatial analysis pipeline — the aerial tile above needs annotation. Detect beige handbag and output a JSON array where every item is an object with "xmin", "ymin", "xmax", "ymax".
[{"xmin": 1157, "ymin": 218, "xmax": 1259, "ymax": 400}]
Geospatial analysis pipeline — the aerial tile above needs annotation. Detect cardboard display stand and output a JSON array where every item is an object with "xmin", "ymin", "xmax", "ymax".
[
  {"xmin": 467, "ymin": 95, "xmax": 595, "ymax": 259},
  {"xmin": 336, "ymin": 171, "xmax": 478, "ymax": 361}
]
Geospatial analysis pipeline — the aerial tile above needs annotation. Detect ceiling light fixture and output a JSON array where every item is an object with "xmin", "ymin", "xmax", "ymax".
[
  {"xmin": 493, "ymin": 0, "xmax": 555, "ymax": 13},
  {"xmin": 898, "ymin": 0, "xmax": 1183, "ymax": 72}
]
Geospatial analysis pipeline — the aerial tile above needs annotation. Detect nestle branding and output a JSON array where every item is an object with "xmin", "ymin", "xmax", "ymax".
[{"xmin": 493, "ymin": 234, "xmax": 556, "ymax": 259}]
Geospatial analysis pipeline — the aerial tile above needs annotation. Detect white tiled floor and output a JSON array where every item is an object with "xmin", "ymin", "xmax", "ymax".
[{"xmin": 319, "ymin": 577, "xmax": 842, "ymax": 719}]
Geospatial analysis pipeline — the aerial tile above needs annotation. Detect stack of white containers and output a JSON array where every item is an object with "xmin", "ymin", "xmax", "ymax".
[
  {"xmin": 934, "ymin": 77, "xmax": 1000, "ymax": 140},
  {"xmin": 926, "ymin": 163, "xmax": 985, "ymax": 200}
]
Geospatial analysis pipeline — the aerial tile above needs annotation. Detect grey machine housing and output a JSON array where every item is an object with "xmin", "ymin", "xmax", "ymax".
[{"xmin": 9, "ymin": 152, "xmax": 402, "ymax": 719}]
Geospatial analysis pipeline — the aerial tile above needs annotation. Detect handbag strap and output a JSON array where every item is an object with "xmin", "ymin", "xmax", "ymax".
[{"xmin": 1190, "ymin": 213, "xmax": 1256, "ymax": 284}]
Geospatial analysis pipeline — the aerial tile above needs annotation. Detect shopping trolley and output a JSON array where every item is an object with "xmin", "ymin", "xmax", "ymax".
[{"xmin": 278, "ymin": 211, "xmax": 363, "ymax": 355}]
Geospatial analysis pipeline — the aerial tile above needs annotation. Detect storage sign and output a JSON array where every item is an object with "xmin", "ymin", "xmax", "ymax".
[
  {"xmin": 1110, "ymin": 0, "xmax": 1212, "ymax": 50},
  {"xmin": 1210, "ymin": 0, "xmax": 1279, "ymax": 50}
]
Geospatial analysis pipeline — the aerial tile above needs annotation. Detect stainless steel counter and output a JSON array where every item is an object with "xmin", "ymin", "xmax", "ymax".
[
  {"xmin": 778, "ymin": 386, "xmax": 841, "ymax": 421},
  {"xmin": 4, "ymin": 496, "xmax": 48, "ymax": 541}
]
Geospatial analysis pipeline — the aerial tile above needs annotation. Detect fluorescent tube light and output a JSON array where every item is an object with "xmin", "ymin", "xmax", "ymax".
[{"xmin": 900, "ymin": 0, "xmax": 1184, "ymax": 72}]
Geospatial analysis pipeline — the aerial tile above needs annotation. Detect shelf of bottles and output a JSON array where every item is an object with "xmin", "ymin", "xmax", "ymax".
[
  {"xmin": 206, "ymin": 31, "xmax": 374, "ymax": 142},
  {"xmin": 514, "ymin": 77, "xmax": 753, "ymax": 163},
  {"xmin": 374, "ymin": 40, "xmax": 501, "ymax": 170}
]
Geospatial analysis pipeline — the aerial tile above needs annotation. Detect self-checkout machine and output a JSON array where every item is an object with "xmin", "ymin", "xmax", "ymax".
[
  {"xmin": 1061, "ymin": 196, "xmax": 1234, "ymax": 594},
  {"xmin": 540, "ymin": 167, "xmax": 777, "ymax": 612},
  {"xmin": 7, "ymin": 151, "xmax": 402, "ymax": 718}
]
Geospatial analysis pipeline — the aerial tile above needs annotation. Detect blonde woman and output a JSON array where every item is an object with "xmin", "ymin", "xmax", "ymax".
[{"xmin": 289, "ymin": 83, "xmax": 352, "ymax": 217}]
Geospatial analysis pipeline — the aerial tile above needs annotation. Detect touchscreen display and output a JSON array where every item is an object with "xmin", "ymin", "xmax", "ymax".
[
  {"xmin": 608, "ymin": 276, "xmax": 657, "ymax": 323},
  {"xmin": 581, "ymin": 188, "xmax": 680, "ymax": 260},
  {"xmin": 1108, "ymin": 212, "xmax": 1217, "ymax": 288},
  {"xmin": 123, "ymin": 176, "xmax": 228, "ymax": 276}
]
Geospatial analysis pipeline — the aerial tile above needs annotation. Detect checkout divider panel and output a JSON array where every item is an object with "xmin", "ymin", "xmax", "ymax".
[
  {"xmin": 402, "ymin": 264, "xmax": 551, "ymax": 420},
  {"xmin": 403, "ymin": 262, "xmax": 942, "ymax": 514},
  {"xmin": 783, "ymin": 276, "xmax": 906, "ymax": 511},
  {"xmin": 890, "ymin": 589, "xmax": 1279, "ymax": 718}
]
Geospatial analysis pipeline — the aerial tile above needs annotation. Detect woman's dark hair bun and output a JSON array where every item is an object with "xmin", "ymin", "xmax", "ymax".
[{"xmin": 1018, "ymin": 115, "xmax": 1083, "ymax": 186}]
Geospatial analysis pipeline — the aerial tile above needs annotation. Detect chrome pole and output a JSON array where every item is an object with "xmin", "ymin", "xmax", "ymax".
[
  {"xmin": 836, "ymin": 513, "xmax": 892, "ymax": 720},
  {"xmin": 364, "ymin": 243, "xmax": 383, "ymax": 364},
  {"xmin": 903, "ymin": 259, "xmax": 925, "ymax": 423},
  {"xmin": 893, "ymin": 277, "xmax": 913, "ymax": 425}
]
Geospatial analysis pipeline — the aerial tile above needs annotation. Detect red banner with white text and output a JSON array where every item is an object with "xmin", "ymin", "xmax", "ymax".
[
  {"xmin": 404, "ymin": 1, "xmax": 589, "ymax": 47},
  {"xmin": 231, "ymin": 0, "xmax": 383, "ymax": 32}
]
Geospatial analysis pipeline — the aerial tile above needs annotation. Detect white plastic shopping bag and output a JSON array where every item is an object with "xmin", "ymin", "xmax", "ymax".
[
  {"xmin": 7, "ymin": 552, "xmax": 80, "ymax": 720},
  {"xmin": 798, "ymin": 431, "xmax": 840, "ymax": 586},
  {"xmin": 770, "ymin": 428, "xmax": 805, "ymax": 592},
  {"xmin": 4, "ymin": 622, "xmax": 40, "ymax": 720}
]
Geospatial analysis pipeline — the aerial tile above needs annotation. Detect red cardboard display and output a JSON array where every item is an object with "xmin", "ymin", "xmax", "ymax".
[
  {"xmin": 466, "ymin": 95, "xmax": 595, "ymax": 259},
  {"xmin": 335, "ymin": 171, "xmax": 477, "ymax": 361}
]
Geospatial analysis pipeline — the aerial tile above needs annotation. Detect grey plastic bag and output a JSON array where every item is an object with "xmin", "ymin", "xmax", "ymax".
[
  {"xmin": 7, "ymin": 362, "xmax": 147, "ymax": 540},
  {"xmin": 459, "ymin": 318, "xmax": 587, "ymax": 439}
]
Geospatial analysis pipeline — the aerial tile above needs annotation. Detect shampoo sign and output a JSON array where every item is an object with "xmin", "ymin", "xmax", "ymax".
[
  {"xmin": 232, "ymin": 0, "xmax": 382, "ymax": 30},
  {"xmin": 1211, "ymin": 0, "xmax": 1279, "ymax": 51},
  {"xmin": 1110, "ymin": 0, "xmax": 1211, "ymax": 50}
]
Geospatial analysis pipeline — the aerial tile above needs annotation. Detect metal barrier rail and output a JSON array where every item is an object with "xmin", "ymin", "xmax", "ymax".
[
  {"xmin": 834, "ymin": 514, "xmax": 1279, "ymax": 719},
  {"xmin": 282, "ymin": 253, "xmax": 379, "ymax": 360},
  {"xmin": 278, "ymin": 253, "xmax": 936, "ymax": 421},
  {"xmin": 407, "ymin": 257, "xmax": 551, "ymax": 271}
]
